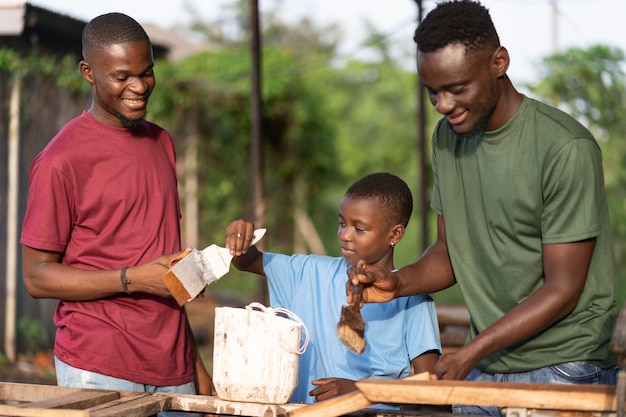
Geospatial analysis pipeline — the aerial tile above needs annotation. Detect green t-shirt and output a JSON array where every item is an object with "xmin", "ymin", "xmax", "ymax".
[{"xmin": 431, "ymin": 96, "xmax": 617, "ymax": 373}]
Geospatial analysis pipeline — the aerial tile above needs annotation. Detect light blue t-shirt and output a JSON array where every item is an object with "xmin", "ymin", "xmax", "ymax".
[{"xmin": 263, "ymin": 253, "xmax": 441, "ymax": 404}]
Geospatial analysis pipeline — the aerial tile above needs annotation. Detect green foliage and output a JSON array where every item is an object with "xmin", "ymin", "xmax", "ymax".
[
  {"xmin": 144, "ymin": 2, "xmax": 435, "ymax": 300},
  {"xmin": 531, "ymin": 45, "xmax": 625, "ymax": 133},
  {"xmin": 146, "ymin": 1, "xmax": 450, "ymax": 302},
  {"xmin": 13, "ymin": 3, "xmax": 624, "ymax": 312},
  {"xmin": 0, "ymin": 47, "xmax": 89, "ymax": 99},
  {"xmin": 149, "ymin": 44, "xmax": 341, "ymax": 250},
  {"xmin": 17, "ymin": 317, "xmax": 48, "ymax": 356},
  {"xmin": 0, "ymin": 48, "xmax": 22, "ymax": 74}
]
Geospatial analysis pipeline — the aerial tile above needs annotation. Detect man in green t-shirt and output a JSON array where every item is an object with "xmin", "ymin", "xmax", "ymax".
[{"xmin": 348, "ymin": 1, "xmax": 618, "ymax": 415}]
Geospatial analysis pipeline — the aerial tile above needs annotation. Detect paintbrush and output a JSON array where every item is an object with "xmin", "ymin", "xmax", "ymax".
[
  {"xmin": 337, "ymin": 282, "xmax": 366, "ymax": 354},
  {"xmin": 163, "ymin": 228, "xmax": 266, "ymax": 306}
]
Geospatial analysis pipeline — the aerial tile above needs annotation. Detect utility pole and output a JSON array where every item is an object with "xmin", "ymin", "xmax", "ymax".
[
  {"xmin": 250, "ymin": 0, "xmax": 263, "ymax": 228},
  {"xmin": 249, "ymin": 0, "xmax": 267, "ymax": 303},
  {"xmin": 551, "ymin": 0, "xmax": 560, "ymax": 54},
  {"xmin": 5, "ymin": 72, "xmax": 21, "ymax": 362},
  {"xmin": 549, "ymin": 0, "xmax": 560, "ymax": 106},
  {"xmin": 414, "ymin": 0, "xmax": 429, "ymax": 252}
]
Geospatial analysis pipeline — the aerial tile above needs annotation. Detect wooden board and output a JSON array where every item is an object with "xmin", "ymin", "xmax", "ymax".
[
  {"xmin": 164, "ymin": 392, "xmax": 304, "ymax": 416},
  {"xmin": 20, "ymin": 390, "xmax": 120, "ymax": 410},
  {"xmin": 1, "ymin": 380, "xmax": 617, "ymax": 416},
  {"xmin": 282, "ymin": 371, "xmax": 432, "ymax": 417},
  {"xmin": 356, "ymin": 379, "xmax": 616, "ymax": 412},
  {"xmin": 0, "ymin": 382, "xmax": 305, "ymax": 417},
  {"xmin": 0, "ymin": 382, "xmax": 98, "ymax": 402},
  {"xmin": 88, "ymin": 394, "xmax": 170, "ymax": 417},
  {"xmin": 282, "ymin": 391, "xmax": 373, "ymax": 417},
  {"xmin": 0, "ymin": 405, "xmax": 90, "ymax": 417},
  {"xmin": 436, "ymin": 304, "xmax": 470, "ymax": 327}
]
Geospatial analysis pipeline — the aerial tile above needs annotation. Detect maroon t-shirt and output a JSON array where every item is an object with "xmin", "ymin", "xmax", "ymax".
[{"xmin": 21, "ymin": 111, "xmax": 193, "ymax": 386}]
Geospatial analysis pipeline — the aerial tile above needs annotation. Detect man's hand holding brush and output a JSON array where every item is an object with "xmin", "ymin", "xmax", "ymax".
[{"xmin": 346, "ymin": 259, "xmax": 400, "ymax": 305}]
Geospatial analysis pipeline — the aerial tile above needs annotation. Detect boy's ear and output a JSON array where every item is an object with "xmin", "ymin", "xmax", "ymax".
[{"xmin": 391, "ymin": 224, "xmax": 406, "ymax": 246}]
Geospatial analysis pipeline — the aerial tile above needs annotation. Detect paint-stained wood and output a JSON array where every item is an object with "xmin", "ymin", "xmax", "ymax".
[
  {"xmin": 0, "ymin": 382, "xmax": 304, "ymax": 417},
  {"xmin": 165, "ymin": 393, "xmax": 303, "ymax": 416},
  {"xmin": 0, "ymin": 380, "xmax": 618, "ymax": 417}
]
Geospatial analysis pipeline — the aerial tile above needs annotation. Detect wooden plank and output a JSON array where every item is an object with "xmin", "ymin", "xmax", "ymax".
[
  {"xmin": 0, "ymin": 382, "xmax": 309, "ymax": 417},
  {"xmin": 282, "ymin": 391, "xmax": 373, "ymax": 417},
  {"xmin": 439, "ymin": 332, "xmax": 467, "ymax": 348},
  {"xmin": 164, "ymin": 393, "xmax": 304, "ymax": 416},
  {"xmin": 356, "ymin": 379, "xmax": 616, "ymax": 412},
  {"xmin": 87, "ymin": 394, "xmax": 170, "ymax": 417},
  {"xmin": 20, "ymin": 390, "xmax": 120, "ymax": 410},
  {"xmin": 0, "ymin": 404, "xmax": 89, "ymax": 417},
  {"xmin": 282, "ymin": 372, "xmax": 433, "ymax": 417},
  {"xmin": 436, "ymin": 304, "xmax": 470, "ymax": 327},
  {"xmin": 0, "ymin": 382, "xmax": 86, "ymax": 402}
]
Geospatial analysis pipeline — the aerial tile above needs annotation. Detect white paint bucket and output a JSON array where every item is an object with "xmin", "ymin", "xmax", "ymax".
[{"xmin": 213, "ymin": 302, "xmax": 309, "ymax": 404}]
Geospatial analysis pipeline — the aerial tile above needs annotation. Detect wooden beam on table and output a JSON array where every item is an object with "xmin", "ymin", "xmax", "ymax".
[
  {"xmin": 19, "ymin": 390, "xmax": 120, "ymax": 410},
  {"xmin": 282, "ymin": 372, "xmax": 433, "ymax": 417},
  {"xmin": 356, "ymin": 379, "xmax": 616, "ymax": 412},
  {"xmin": 163, "ymin": 393, "xmax": 304, "ymax": 416},
  {"xmin": 281, "ymin": 391, "xmax": 373, "ymax": 417},
  {"xmin": 0, "ymin": 383, "xmax": 168, "ymax": 417},
  {"xmin": 0, "ymin": 382, "xmax": 89, "ymax": 402},
  {"xmin": 0, "ymin": 394, "xmax": 171, "ymax": 417},
  {"xmin": 86, "ymin": 393, "xmax": 170, "ymax": 417},
  {"xmin": 0, "ymin": 405, "xmax": 90, "ymax": 417}
]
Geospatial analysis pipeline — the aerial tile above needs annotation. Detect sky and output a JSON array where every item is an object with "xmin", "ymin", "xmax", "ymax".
[{"xmin": 22, "ymin": 0, "xmax": 626, "ymax": 84}]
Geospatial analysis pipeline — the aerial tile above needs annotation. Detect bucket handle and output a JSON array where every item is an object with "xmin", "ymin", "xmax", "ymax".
[{"xmin": 246, "ymin": 302, "xmax": 310, "ymax": 355}]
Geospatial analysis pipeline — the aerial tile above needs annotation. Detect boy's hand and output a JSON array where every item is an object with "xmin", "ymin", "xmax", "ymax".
[
  {"xmin": 309, "ymin": 378, "xmax": 358, "ymax": 402},
  {"xmin": 225, "ymin": 219, "xmax": 255, "ymax": 256}
]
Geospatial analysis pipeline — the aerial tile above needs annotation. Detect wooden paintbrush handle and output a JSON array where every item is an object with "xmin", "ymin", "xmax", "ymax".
[{"xmin": 350, "ymin": 282, "xmax": 363, "ymax": 309}]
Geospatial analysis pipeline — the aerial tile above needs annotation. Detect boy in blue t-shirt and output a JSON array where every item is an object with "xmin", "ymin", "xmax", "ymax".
[{"xmin": 225, "ymin": 172, "xmax": 441, "ymax": 407}]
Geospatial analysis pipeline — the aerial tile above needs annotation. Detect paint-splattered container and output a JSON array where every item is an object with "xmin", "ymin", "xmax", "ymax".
[{"xmin": 213, "ymin": 302, "xmax": 309, "ymax": 404}]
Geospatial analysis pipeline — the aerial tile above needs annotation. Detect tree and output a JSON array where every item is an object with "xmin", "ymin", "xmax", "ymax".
[{"xmin": 148, "ymin": 0, "xmax": 446, "ymax": 300}]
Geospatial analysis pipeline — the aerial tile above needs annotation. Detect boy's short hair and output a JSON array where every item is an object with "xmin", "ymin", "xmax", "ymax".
[
  {"xmin": 82, "ymin": 12, "xmax": 150, "ymax": 60},
  {"xmin": 345, "ymin": 172, "xmax": 413, "ymax": 227}
]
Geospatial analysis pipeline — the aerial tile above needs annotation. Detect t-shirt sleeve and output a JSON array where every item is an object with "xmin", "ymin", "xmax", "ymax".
[
  {"xmin": 404, "ymin": 295, "xmax": 442, "ymax": 361},
  {"xmin": 541, "ymin": 138, "xmax": 606, "ymax": 244},
  {"xmin": 21, "ymin": 157, "xmax": 74, "ymax": 253},
  {"xmin": 263, "ymin": 252, "xmax": 305, "ymax": 310}
]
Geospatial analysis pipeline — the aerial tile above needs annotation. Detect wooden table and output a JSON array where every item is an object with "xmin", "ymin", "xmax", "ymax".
[{"xmin": 0, "ymin": 378, "xmax": 616, "ymax": 417}]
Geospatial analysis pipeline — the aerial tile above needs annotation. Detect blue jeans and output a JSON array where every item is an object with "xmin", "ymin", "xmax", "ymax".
[
  {"xmin": 55, "ymin": 356, "xmax": 201, "ymax": 417},
  {"xmin": 453, "ymin": 362, "xmax": 617, "ymax": 416}
]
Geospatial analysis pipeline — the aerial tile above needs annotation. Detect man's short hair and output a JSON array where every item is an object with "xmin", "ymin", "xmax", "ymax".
[
  {"xmin": 414, "ymin": 1, "xmax": 500, "ymax": 55},
  {"xmin": 82, "ymin": 12, "xmax": 150, "ymax": 60}
]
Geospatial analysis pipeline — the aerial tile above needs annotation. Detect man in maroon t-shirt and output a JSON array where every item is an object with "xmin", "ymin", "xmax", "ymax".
[{"xmin": 20, "ymin": 12, "xmax": 215, "ymax": 405}]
